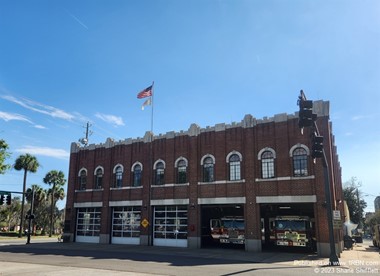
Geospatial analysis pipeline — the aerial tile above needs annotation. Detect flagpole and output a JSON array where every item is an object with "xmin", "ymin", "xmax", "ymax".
[
  {"xmin": 150, "ymin": 81, "xmax": 154, "ymax": 134},
  {"xmin": 137, "ymin": 82, "xmax": 155, "ymax": 246},
  {"xmin": 149, "ymin": 81, "xmax": 154, "ymax": 246}
]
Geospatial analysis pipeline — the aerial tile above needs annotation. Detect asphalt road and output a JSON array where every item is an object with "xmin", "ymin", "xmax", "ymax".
[{"xmin": 0, "ymin": 239, "xmax": 377, "ymax": 275}]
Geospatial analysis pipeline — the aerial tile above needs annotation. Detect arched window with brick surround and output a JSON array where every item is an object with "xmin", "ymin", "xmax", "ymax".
[
  {"xmin": 154, "ymin": 160, "xmax": 165, "ymax": 185},
  {"xmin": 94, "ymin": 166, "xmax": 104, "ymax": 189},
  {"xmin": 290, "ymin": 144, "xmax": 309, "ymax": 177},
  {"xmin": 131, "ymin": 162, "xmax": 142, "ymax": 187},
  {"xmin": 258, "ymin": 147, "xmax": 276, "ymax": 179},
  {"xmin": 226, "ymin": 151, "xmax": 242, "ymax": 181},
  {"xmin": 201, "ymin": 154, "xmax": 215, "ymax": 182},
  {"xmin": 78, "ymin": 168, "xmax": 87, "ymax": 190},
  {"xmin": 113, "ymin": 164, "xmax": 123, "ymax": 188},
  {"xmin": 175, "ymin": 157, "xmax": 188, "ymax": 184}
]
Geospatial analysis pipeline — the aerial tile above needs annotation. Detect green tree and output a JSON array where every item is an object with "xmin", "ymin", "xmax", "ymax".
[
  {"xmin": 14, "ymin": 154, "xmax": 40, "ymax": 237},
  {"xmin": 43, "ymin": 170, "xmax": 66, "ymax": 237},
  {"xmin": 47, "ymin": 186, "xmax": 65, "ymax": 235},
  {"xmin": 0, "ymin": 196, "xmax": 21, "ymax": 231},
  {"xmin": 0, "ymin": 139, "xmax": 11, "ymax": 174},
  {"xmin": 26, "ymin": 185, "xmax": 46, "ymax": 234},
  {"xmin": 26, "ymin": 184, "xmax": 46, "ymax": 210},
  {"xmin": 343, "ymin": 177, "xmax": 367, "ymax": 226},
  {"xmin": 56, "ymin": 208, "xmax": 65, "ymax": 234},
  {"xmin": 34, "ymin": 199, "xmax": 50, "ymax": 235},
  {"xmin": 366, "ymin": 211, "xmax": 380, "ymax": 234}
]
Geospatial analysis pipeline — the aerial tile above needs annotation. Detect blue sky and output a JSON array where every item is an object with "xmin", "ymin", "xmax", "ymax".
[{"xmin": 0, "ymin": 1, "xmax": 379, "ymax": 211}]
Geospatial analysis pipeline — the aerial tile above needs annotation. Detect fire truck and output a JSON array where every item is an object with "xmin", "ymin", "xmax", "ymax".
[
  {"xmin": 273, "ymin": 216, "xmax": 315, "ymax": 249},
  {"xmin": 210, "ymin": 216, "xmax": 245, "ymax": 244}
]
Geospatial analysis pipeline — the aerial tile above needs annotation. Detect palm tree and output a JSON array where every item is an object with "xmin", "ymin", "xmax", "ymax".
[
  {"xmin": 43, "ymin": 170, "xmax": 66, "ymax": 237},
  {"xmin": 51, "ymin": 186, "xmax": 65, "ymax": 202},
  {"xmin": 26, "ymin": 184, "xmax": 46, "ymax": 209},
  {"xmin": 26, "ymin": 184, "xmax": 46, "ymax": 234},
  {"xmin": 14, "ymin": 154, "xmax": 40, "ymax": 238},
  {"xmin": 48, "ymin": 186, "xmax": 65, "ymax": 234}
]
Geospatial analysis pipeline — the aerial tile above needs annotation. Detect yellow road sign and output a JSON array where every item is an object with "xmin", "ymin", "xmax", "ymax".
[{"xmin": 141, "ymin": 218, "xmax": 149, "ymax": 228}]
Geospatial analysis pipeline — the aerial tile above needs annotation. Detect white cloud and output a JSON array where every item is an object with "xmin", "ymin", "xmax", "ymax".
[
  {"xmin": 15, "ymin": 146, "xmax": 69, "ymax": 160},
  {"xmin": 0, "ymin": 111, "xmax": 33, "ymax": 123},
  {"xmin": 72, "ymin": 112, "xmax": 90, "ymax": 123},
  {"xmin": 64, "ymin": 9, "xmax": 89, "ymax": 30},
  {"xmin": 0, "ymin": 110, "xmax": 47, "ymax": 129},
  {"xmin": 351, "ymin": 115, "xmax": 372, "ymax": 121},
  {"xmin": 95, "ymin": 112, "xmax": 125, "ymax": 127},
  {"xmin": 1, "ymin": 95, "xmax": 75, "ymax": 121}
]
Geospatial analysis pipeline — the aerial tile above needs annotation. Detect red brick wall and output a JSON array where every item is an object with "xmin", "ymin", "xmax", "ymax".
[{"xmin": 65, "ymin": 115, "xmax": 342, "ymax": 245}]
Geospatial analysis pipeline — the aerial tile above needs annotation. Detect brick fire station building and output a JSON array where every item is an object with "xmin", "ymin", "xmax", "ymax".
[{"xmin": 64, "ymin": 100, "xmax": 344, "ymax": 257}]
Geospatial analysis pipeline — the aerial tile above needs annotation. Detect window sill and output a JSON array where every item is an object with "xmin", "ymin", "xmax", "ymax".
[
  {"xmin": 151, "ymin": 183, "xmax": 190, "ymax": 187},
  {"xmin": 110, "ymin": 186, "xmax": 143, "ymax": 190},
  {"xmin": 198, "ymin": 179, "xmax": 245, "ymax": 185},
  {"xmin": 255, "ymin": 175, "xmax": 315, "ymax": 182},
  {"xmin": 75, "ymin": 188, "xmax": 104, "ymax": 192}
]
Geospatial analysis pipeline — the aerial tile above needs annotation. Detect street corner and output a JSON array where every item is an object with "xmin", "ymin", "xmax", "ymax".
[
  {"xmin": 292, "ymin": 241, "xmax": 380, "ymax": 273},
  {"xmin": 338, "ymin": 242, "xmax": 380, "ymax": 272}
]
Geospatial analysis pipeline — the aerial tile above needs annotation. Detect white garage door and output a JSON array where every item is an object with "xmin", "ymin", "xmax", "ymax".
[
  {"xmin": 153, "ymin": 205, "xmax": 188, "ymax": 247},
  {"xmin": 76, "ymin": 207, "xmax": 101, "ymax": 243},
  {"xmin": 111, "ymin": 206, "xmax": 141, "ymax": 245}
]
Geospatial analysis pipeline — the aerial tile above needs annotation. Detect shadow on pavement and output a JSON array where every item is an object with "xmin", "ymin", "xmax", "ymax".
[{"xmin": 0, "ymin": 241, "xmax": 317, "ymax": 268}]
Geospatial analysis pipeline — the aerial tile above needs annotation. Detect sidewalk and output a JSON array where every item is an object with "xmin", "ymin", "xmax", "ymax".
[
  {"xmin": 336, "ymin": 241, "xmax": 380, "ymax": 271},
  {"xmin": 290, "ymin": 240, "xmax": 380, "ymax": 272},
  {"xmin": 167, "ymin": 240, "xmax": 380, "ymax": 271},
  {"xmin": 54, "ymin": 239, "xmax": 379, "ymax": 269},
  {"xmin": 2, "ymin": 237, "xmax": 379, "ymax": 271}
]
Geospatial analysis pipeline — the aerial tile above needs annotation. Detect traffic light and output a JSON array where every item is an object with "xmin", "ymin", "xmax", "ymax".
[
  {"xmin": 6, "ymin": 193, "xmax": 11, "ymax": 205},
  {"xmin": 298, "ymin": 99, "xmax": 316, "ymax": 128},
  {"xmin": 0, "ymin": 194, "xmax": 4, "ymax": 205},
  {"xmin": 312, "ymin": 135, "xmax": 324, "ymax": 158}
]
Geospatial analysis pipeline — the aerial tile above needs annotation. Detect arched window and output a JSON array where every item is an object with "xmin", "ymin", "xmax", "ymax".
[
  {"xmin": 203, "ymin": 157, "xmax": 214, "ymax": 182},
  {"xmin": 155, "ymin": 161, "xmax": 165, "ymax": 185},
  {"xmin": 79, "ymin": 169, "xmax": 87, "ymax": 190},
  {"xmin": 114, "ymin": 165, "xmax": 123, "ymax": 188},
  {"xmin": 293, "ymin": 147, "xmax": 308, "ymax": 176},
  {"xmin": 132, "ymin": 164, "xmax": 142, "ymax": 187},
  {"xmin": 95, "ymin": 167, "xmax": 103, "ymax": 189},
  {"xmin": 228, "ymin": 154, "xmax": 241, "ymax": 181},
  {"xmin": 261, "ymin": 151, "xmax": 275, "ymax": 179},
  {"xmin": 177, "ymin": 159, "xmax": 187, "ymax": 184}
]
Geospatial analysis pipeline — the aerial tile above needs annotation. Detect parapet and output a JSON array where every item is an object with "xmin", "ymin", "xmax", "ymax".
[{"xmin": 71, "ymin": 100, "xmax": 330, "ymax": 153}]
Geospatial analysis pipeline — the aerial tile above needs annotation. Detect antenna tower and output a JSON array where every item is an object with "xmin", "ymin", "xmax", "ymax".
[{"xmin": 78, "ymin": 121, "xmax": 93, "ymax": 146}]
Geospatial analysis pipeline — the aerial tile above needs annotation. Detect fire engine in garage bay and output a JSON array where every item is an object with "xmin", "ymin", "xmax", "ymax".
[
  {"xmin": 274, "ymin": 216, "xmax": 315, "ymax": 249},
  {"xmin": 210, "ymin": 216, "xmax": 245, "ymax": 244}
]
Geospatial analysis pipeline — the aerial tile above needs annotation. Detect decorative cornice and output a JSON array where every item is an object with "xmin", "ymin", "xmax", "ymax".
[{"xmin": 71, "ymin": 101, "xmax": 330, "ymax": 153}]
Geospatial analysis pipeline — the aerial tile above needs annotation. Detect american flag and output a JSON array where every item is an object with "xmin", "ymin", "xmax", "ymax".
[{"xmin": 137, "ymin": 85, "xmax": 153, "ymax": 99}]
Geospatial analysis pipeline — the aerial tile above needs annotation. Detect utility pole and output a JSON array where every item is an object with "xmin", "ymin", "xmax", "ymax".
[
  {"xmin": 78, "ymin": 121, "xmax": 92, "ymax": 146},
  {"xmin": 356, "ymin": 189, "xmax": 362, "ymax": 227},
  {"xmin": 298, "ymin": 90, "xmax": 339, "ymax": 266}
]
